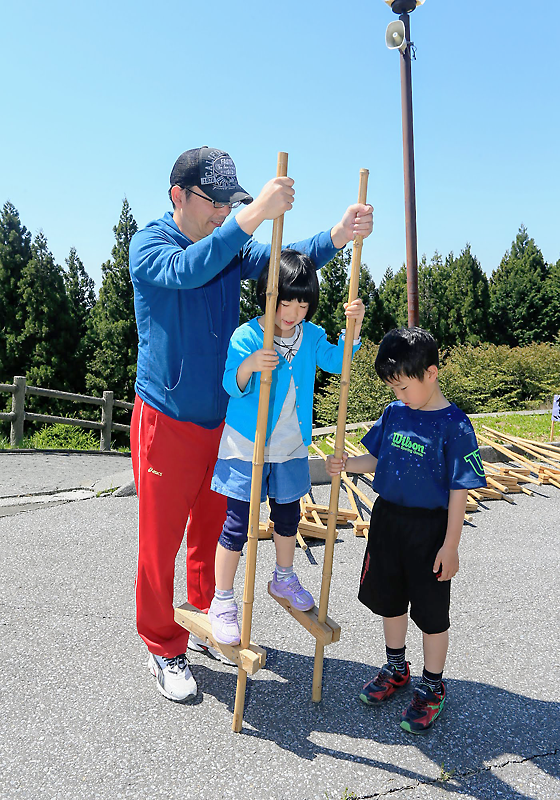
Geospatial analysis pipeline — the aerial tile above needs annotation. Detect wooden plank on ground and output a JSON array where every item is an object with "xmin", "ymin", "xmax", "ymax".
[
  {"xmin": 258, "ymin": 521, "xmax": 272, "ymax": 539},
  {"xmin": 303, "ymin": 502, "xmax": 358, "ymax": 521}
]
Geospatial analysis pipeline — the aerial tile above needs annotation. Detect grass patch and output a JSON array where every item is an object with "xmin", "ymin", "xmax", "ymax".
[
  {"xmin": 0, "ymin": 434, "xmax": 36, "ymax": 449},
  {"xmin": 311, "ymin": 430, "xmax": 365, "ymax": 457},
  {"xmin": 469, "ymin": 413, "xmax": 558, "ymax": 443},
  {"xmin": 437, "ymin": 762, "xmax": 456, "ymax": 783},
  {"xmin": 31, "ymin": 424, "xmax": 99, "ymax": 450},
  {"xmin": 0, "ymin": 423, "xmax": 131, "ymax": 452}
]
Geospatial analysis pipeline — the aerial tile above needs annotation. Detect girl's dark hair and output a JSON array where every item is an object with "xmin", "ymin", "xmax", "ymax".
[
  {"xmin": 256, "ymin": 249, "xmax": 319, "ymax": 321},
  {"xmin": 374, "ymin": 327, "xmax": 439, "ymax": 382}
]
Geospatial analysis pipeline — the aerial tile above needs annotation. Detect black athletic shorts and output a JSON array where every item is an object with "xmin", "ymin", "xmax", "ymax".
[{"xmin": 358, "ymin": 496, "xmax": 451, "ymax": 634}]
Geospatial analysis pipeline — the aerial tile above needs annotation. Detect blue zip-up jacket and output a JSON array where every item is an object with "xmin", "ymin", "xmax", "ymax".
[
  {"xmin": 222, "ymin": 318, "xmax": 361, "ymax": 445},
  {"xmin": 129, "ymin": 212, "xmax": 339, "ymax": 428}
]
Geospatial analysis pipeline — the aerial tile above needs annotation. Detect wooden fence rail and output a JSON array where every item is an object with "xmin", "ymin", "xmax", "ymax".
[{"xmin": 0, "ymin": 376, "xmax": 133, "ymax": 451}]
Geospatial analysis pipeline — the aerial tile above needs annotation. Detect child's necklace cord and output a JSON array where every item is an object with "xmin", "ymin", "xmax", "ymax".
[{"xmin": 274, "ymin": 323, "xmax": 301, "ymax": 363}]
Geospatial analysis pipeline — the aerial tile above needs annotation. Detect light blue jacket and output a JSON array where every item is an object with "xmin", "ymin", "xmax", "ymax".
[{"xmin": 222, "ymin": 318, "xmax": 361, "ymax": 445}]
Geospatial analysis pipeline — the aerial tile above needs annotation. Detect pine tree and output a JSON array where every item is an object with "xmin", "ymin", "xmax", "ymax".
[
  {"xmin": 358, "ymin": 264, "xmax": 384, "ymax": 343},
  {"xmin": 313, "ymin": 248, "xmax": 349, "ymax": 341},
  {"xmin": 64, "ymin": 247, "xmax": 96, "ymax": 391},
  {"xmin": 310, "ymin": 248, "xmax": 350, "ymax": 399},
  {"xmin": 65, "ymin": 247, "xmax": 96, "ymax": 336},
  {"xmin": 0, "ymin": 202, "xmax": 32, "ymax": 381},
  {"xmin": 239, "ymin": 279, "xmax": 261, "ymax": 325},
  {"xmin": 418, "ymin": 252, "xmax": 451, "ymax": 346},
  {"xmin": 13, "ymin": 231, "xmax": 74, "ymax": 394},
  {"xmin": 445, "ymin": 245, "xmax": 490, "ymax": 346},
  {"xmin": 86, "ymin": 199, "xmax": 138, "ymax": 403},
  {"xmin": 490, "ymin": 226, "xmax": 551, "ymax": 345},
  {"xmin": 546, "ymin": 257, "xmax": 560, "ymax": 341},
  {"xmin": 378, "ymin": 265, "xmax": 408, "ymax": 331}
]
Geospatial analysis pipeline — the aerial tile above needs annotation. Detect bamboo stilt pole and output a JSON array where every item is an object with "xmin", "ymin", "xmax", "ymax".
[
  {"xmin": 304, "ymin": 493, "xmax": 327, "ymax": 528},
  {"xmin": 506, "ymin": 436, "xmax": 560, "ymax": 462},
  {"xmin": 515, "ymin": 436, "xmax": 560, "ymax": 458},
  {"xmin": 338, "ymin": 469, "xmax": 367, "ymax": 536},
  {"xmin": 505, "ymin": 470, "xmax": 541, "ymax": 486},
  {"xmin": 477, "ymin": 433, "xmax": 541, "ymax": 477},
  {"xmin": 482, "ymin": 426, "xmax": 560, "ymax": 470},
  {"xmin": 232, "ymin": 152, "xmax": 288, "ymax": 733},
  {"xmin": 342, "ymin": 438, "xmax": 368, "ymax": 458},
  {"xmin": 326, "ymin": 435, "xmax": 376, "ymax": 481},
  {"xmin": 312, "ymin": 169, "xmax": 369, "ymax": 703},
  {"xmin": 543, "ymin": 471, "xmax": 560, "ymax": 489}
]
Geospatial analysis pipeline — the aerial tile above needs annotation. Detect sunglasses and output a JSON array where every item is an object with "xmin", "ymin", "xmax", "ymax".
[{"xmin": 185, "ymin": 187, "xmax": 242, "ymax": 209}]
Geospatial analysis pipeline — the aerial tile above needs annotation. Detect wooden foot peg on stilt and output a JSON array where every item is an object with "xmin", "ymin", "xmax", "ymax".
[
  {"xmin": 174, "ymin": 603, "xmax": 266, "ymax": 675},
  {"xmin": 266, "ymin": 584, "xmax": 341, "ymax": 644}
]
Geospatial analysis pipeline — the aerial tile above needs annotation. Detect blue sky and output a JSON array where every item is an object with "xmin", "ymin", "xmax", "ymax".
[{"xmin": 1, "ymin": 0, "xmax": 557, "ymax": 292}]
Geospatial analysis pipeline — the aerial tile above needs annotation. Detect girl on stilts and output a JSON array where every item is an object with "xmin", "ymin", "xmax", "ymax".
[{"xmin": 209, "ymin": 249, "xmax": 365, "ymax": 644}]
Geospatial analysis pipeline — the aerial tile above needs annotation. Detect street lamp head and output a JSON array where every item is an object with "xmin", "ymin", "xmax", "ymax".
[{"xmin": 384, "ymin": 0, "xmax": 424, "ymax": 14}]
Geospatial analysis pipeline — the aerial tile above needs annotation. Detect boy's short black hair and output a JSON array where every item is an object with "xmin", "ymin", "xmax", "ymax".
[
  {"xmin": 256, "ymin": 248, "xmax": 319, "ymax": 321},
  {"xmin": 375, "ymin": 327, "xmax": 439, "ymax": 382}
]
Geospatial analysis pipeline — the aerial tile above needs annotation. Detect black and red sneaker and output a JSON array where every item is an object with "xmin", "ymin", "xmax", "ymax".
[
  {"xmin": 400, "ymin": 681, "xmax": 446, "ymax": 734},
  {"xmin": 359, "ymin": 662, "xmax": 411, "ymax": 705}
]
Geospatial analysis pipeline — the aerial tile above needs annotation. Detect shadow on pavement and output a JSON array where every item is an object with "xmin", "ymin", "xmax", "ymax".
[{"xmin": 191, "ymin": 648, "xmax": 558, "ymax": 799}]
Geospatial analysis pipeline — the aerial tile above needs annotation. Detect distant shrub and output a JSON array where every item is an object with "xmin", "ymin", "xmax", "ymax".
[
  {"xmin": 31, "ymin": 423, "xmax": 98, "ymax": 450},
  {"xmin": 314, "ymin": 340, "xmax": 393, "ymax": 426},
  {"xmin": 439, "ymin": 342, "xmax": 560, "ymax": 413}
]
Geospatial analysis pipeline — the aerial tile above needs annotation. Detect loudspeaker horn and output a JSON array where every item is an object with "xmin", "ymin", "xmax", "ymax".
[{"xmin": 385, "ymin": 20, "xmax": 407, "ymax": 52}]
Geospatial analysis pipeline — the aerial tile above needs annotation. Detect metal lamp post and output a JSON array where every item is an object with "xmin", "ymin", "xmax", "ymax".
[{"xmin": 383, "ymin": 0, "xmax": 425, "ymax": 327}]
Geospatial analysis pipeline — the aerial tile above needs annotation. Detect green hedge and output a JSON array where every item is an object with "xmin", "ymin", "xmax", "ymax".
[
  {"xmin": 439, "ymin": 343, "xmax": 560, "ymax": 413},
  {"xmin": 314, "ymin": 340, "xmax": 392, "ymax": 426},
  {"xmin": 31, "ymin": 423, "xmax": 99, "ymax": 450},
  {"xmin": 314, "ymin": 340, "xmax": 560, "ymax": 425}
]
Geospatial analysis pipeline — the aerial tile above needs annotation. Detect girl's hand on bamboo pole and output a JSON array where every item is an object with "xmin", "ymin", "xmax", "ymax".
[
  {"xmin": 330, "ymin": 203, "xmax": 373, "ymax": 248},
  {"xmin": 236, "ymin": 349, "xmax": 279, "ymax": 392},
  {"xmin": 343, "ymin": 298, "xmax": 365, "ymax": 338},
  {"xmin": 236, "ymin": 177, "xmax": 295, "ymax": 235}
]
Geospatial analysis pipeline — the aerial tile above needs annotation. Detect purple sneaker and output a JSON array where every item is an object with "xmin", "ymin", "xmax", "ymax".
[
  {"xmin": 270, "ymin": 571, "xmax": 315, "ymax": 611},
  {"xmin": 208, "ymin": 598, "xmax": 240, "ymax": 645}
]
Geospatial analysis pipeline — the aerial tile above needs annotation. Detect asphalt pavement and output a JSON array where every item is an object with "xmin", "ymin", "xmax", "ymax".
[{"xmin": 0, "ymin": 451, "xmax": 559, "ymax": 800}]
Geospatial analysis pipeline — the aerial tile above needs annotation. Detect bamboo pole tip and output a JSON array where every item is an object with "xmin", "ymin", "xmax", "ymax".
[
  {"xmin": 357, "ymin": 169, "xmax": 369, "ymax": 205},
  {"xmin": 277, "ymin": 152, "xmax": 289, "ymax": 174}
]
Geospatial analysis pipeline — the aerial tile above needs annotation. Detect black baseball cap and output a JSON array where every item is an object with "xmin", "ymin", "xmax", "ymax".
[{"xmin": 170, "ymin": 147, "xmax": 253, "ymax": 205}]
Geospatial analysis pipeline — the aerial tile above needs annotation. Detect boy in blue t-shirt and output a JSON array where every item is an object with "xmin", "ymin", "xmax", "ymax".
[{"xmin": 326, "ymin": 327, "xmax": 486, "ymax": 734}]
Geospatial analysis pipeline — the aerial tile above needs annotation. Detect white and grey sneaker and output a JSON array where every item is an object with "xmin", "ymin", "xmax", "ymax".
[
  {"xmin": 148, "ymin": 652, "xmax": 197, "ymax": 703},
  {"xmin": 187, "ymin": 634, "xmax": 236, "ymax": 667}
]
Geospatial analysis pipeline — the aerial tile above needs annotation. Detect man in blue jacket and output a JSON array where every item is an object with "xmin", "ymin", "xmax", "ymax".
[{"xmin": 129, "ymin": 146, "xmax": 373, "ymax": 703}]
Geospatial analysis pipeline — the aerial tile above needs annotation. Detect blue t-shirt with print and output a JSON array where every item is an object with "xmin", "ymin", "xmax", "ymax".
[{"xmin": 361, "ymin": 401, "xmax": 486, "ymax": 510}]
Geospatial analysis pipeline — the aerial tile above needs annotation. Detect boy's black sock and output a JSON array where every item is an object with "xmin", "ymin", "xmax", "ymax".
[
  {"xmin": 421, "ymin": 667, "xmax": 443, "ymax": 694},
  {"xmin": 386, "ymin": 645, "xmax": 406, "ymax": 673}
]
